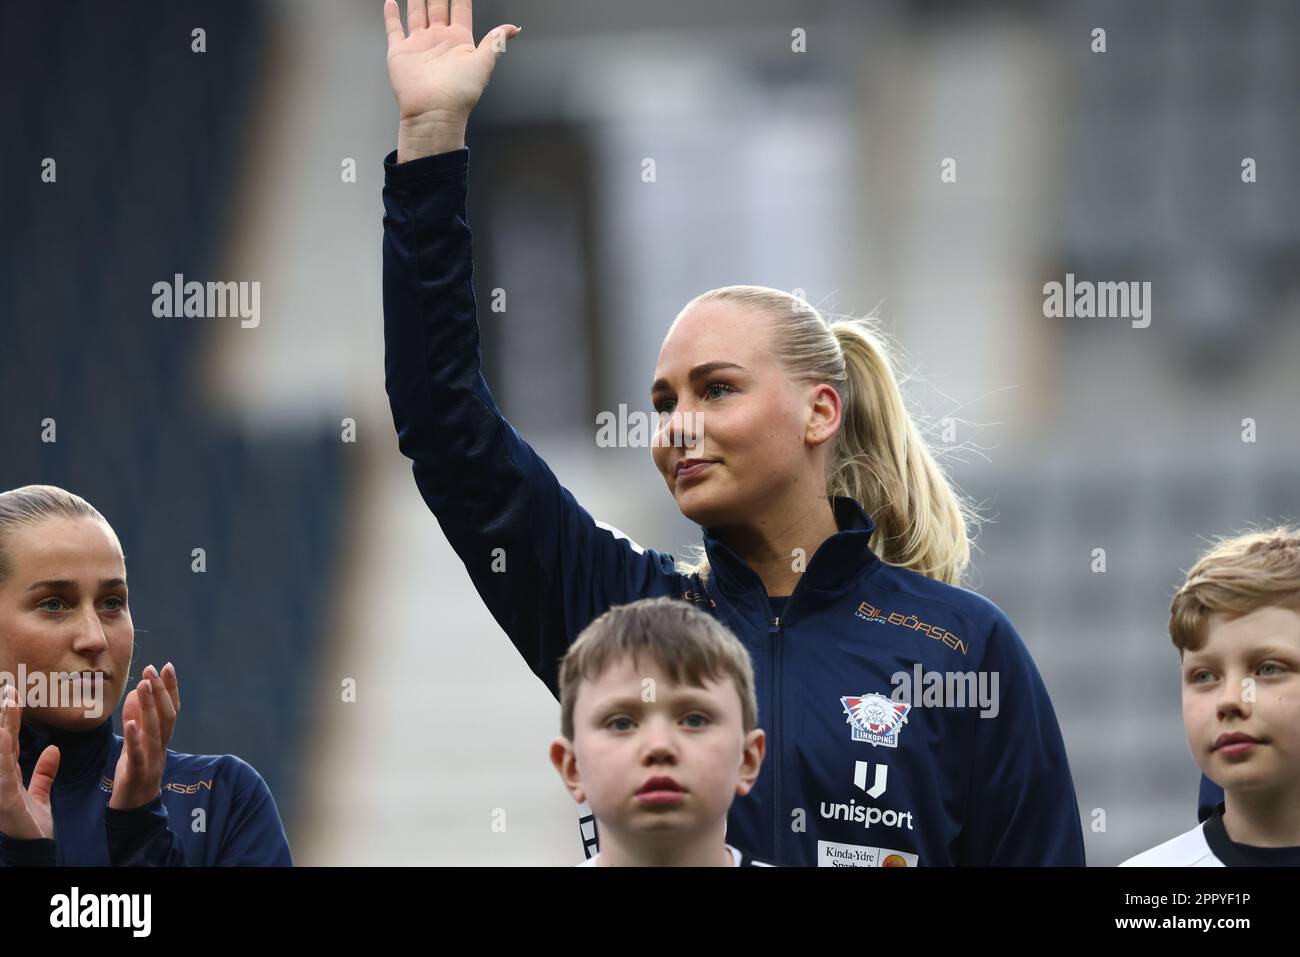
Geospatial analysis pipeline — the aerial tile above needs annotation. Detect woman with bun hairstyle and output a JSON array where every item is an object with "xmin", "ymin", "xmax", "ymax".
[
  {"xmin": 380, "ymin": 0, "xmax": 1084, "ymax": 865},
  {"xmin": 0, "ymin": 485, "xmax": 291, "ymax": 866}
]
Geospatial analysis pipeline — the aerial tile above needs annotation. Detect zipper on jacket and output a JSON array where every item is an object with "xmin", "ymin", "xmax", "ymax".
[
  {"xmin": 769, "ymin": 612, "xmax": 783, "ymax": 864},
  {"xmin": 759, "ymin": 583, "xmax": 800, "ymax": 867},
  {"xmin": 744, "ymin": 570, "xmax": 808, "ymax": 866}
]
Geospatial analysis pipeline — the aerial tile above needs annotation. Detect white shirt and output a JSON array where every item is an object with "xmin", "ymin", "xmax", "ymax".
[
  {"xmin": 1121, "ymin": 802, "xmax": 1300, "ymax": 867},
  {"xmin": 576, "ymin": 843, "xmax": 773, "ymax": 867},
  {"xmin": 1120, "ymin": 823, "xmax": 1223, "ymax": 867}
]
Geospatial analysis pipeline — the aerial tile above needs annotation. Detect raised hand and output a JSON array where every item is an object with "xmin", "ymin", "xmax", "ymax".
[
  {"xmin": 0, "ymin": 684, "xmax": 61, "ymax": 840},
  {"xmin": 383, "ymin": 0, "xmax": 521, "ymax": 160},
  {"xmin": 108, "ymin": 663, "xmax": 181, "ymax": 811}
]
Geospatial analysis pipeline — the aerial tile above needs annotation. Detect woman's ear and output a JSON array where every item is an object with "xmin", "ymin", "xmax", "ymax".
[{"xmin": 805, "ymin": 383, "xmax": 842, "ymax": 448}]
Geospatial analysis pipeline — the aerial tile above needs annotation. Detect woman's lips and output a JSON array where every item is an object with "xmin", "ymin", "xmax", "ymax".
[
  {"xmin": 677, "ymin": 462, "xmax": 715, "ymax": 482},
  {"xmin": 64, "ymin": 672, "xmax": 110, "ymax": 686}
]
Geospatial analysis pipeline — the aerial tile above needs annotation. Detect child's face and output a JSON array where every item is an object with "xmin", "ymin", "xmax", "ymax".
[
  {"xmin": 1182, "ymin": 606, "xmax": 1300, "ymax": 796},
  {"xmin": 551, "ymin": 653, "xmax": 764, "ymax": 845},
  {"xmin": 0, "ymin": 517, "xmax": 133, "ymax": 730}
]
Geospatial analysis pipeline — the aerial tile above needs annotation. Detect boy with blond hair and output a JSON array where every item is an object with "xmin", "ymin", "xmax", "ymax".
[
  {"xmin": 1123, "ymin": 527, "xmax": 1300, "ymax": 866},
  {"xmin": 549, "ymin": 597, "xmax": 770, "ymax": 866}
]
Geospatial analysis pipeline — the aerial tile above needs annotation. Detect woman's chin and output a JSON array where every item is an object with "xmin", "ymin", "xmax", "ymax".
[
  {"xmin": 30, "ymin": 707, "xmax": 112, "ymax": 734},
  {"xmin": 675, "ymin": 487, "xmax": 733, "ymax": 528}
]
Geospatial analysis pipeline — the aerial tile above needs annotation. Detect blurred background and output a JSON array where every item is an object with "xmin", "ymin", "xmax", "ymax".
[{"xmin": 1, "ymin": 0, "xmax": 1297, "ymax": 866}]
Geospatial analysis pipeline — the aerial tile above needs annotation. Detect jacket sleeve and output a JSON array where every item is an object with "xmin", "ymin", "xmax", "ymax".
[
  {"xmin": 104, "ymin": 795, "xmax": 187, "ymax": 866},
  {"xmin": 957, "ymin": 611, "xmax": 1087, "ymax": 865},
  {"xmin": 382, "ymin": 147, "xmax": 679, "ymax": 696},
  {"xmin": 0, "ymin": 833, "xmax": 56, "ymax": 866}
]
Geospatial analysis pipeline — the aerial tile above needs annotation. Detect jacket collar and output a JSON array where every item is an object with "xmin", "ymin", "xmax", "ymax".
[
  {"xmin": 701, "ymin": 495, "xmax": 880, "ymax": 603},
  {"xmin": 19, "ymin": 717, "xmax": 114, "ymax": 788}
]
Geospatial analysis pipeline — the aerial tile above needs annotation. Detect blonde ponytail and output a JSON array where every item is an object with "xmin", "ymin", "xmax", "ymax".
[{"xmin": 828, "ymin": 319, "xmax": 973, "ymax": 585}]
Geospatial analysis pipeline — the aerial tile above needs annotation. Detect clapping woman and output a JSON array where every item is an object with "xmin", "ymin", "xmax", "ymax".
[{"xmin": 0, "ymin": 485, "xmax": 291, "ymax": 866}]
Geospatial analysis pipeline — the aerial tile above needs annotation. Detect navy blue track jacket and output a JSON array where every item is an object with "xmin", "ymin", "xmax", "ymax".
[
  {"xmin": 1199, "ymin": 775, "xmax": 1225, "ymax": 822},
  {"xmin": 1, "ymin": 719, "xmax": 291, "ymax": 866},
  {"xmin": 382, "ymin": 146, "xmax": 1087, "ymax": 866}
]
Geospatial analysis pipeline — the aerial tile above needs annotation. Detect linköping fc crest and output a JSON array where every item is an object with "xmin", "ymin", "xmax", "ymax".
[{"xmin": 840, "ymin": 693, "xmax": 910, "ymax": 747}]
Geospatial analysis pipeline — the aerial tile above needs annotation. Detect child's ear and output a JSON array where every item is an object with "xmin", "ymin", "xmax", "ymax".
[
  {"xmin": 735, "ymin": 728, "xmax": 766, "ymax": 796},
  {"xmin": 549, "ymin": 736, "xmax": 586, "ymax": 804}
]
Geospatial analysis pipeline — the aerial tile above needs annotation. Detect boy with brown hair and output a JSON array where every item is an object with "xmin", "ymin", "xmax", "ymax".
[
  {"xmin": 549, "ymin": 597, "xmax": 769, "ymax": 866},
  {"xmin": 1123, "ymin": 527, "xmax": 1300, "ymax": 866}
]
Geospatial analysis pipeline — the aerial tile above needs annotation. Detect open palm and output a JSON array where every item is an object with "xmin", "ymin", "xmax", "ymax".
[
  {"xmin": 0, "ymin": 686, "xmax": 59, "ymax": 841},
  {"xmin": 384, "ymin": 0, "xmax": 520, "ymax": 124}
]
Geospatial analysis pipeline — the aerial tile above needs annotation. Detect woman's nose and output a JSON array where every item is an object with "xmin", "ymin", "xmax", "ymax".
[
  {"xmin": 659, "ymin": 409, "xmax": 704, "ymax": 453},
  {"xmin": 71, "ymin": 606, "xmax": 110, "ymax": 654}
]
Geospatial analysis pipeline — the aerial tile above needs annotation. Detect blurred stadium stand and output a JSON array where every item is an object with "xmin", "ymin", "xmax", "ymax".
[
  {"xmin": 2, "ymin": 0, "xmax": 1296, "ymax": 867},
  {"xmin": 0, "ymin": 1, "xmax": 345, "ymax": 830}
]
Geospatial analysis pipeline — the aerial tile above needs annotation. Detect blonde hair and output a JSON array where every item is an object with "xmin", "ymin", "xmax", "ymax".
[
  {"xmin": 0, "ymin": 485, "xmax": 109, "ymax": 586},
  {"xmin": 671, "ymin": 286, "xmax": 977, "ymax": 586},
  {"xmin": 1169, "ymin": 525, "xmax": 1300, "ymax": 653},
  {"xmin": 558, "ymin": 596, "xmax": 758, "ymax": 740}
]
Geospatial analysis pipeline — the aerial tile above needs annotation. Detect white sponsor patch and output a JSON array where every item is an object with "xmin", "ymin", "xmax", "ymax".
[{"xmin": 817, "ymin": 840, "xmax": 919, "ymax": 868}]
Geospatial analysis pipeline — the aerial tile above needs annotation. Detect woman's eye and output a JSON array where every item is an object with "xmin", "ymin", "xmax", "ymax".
[
  {"xmin": 653, "ymin": 383, "xmax": 732, "ymax": 414},
  {"xmin": 38, "ymin": 597, "xmax": 67, "ymax": 612},
  {"xmin": 102, "ymin": 596, "xmax": 126, "ymax": 612}
]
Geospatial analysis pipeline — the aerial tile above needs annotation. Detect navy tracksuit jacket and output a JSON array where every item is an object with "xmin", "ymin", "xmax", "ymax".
[
  {"xmin": 1, "ymin": 719, "xmax": 291, "ymax": 866},
  {"xmin": 381, "ymin": 146, "xmax": 1089, "ymax": 866},
  {"xmin": 1199, "ymin": 775, "xmax": 1225, "ymax": 822}
]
